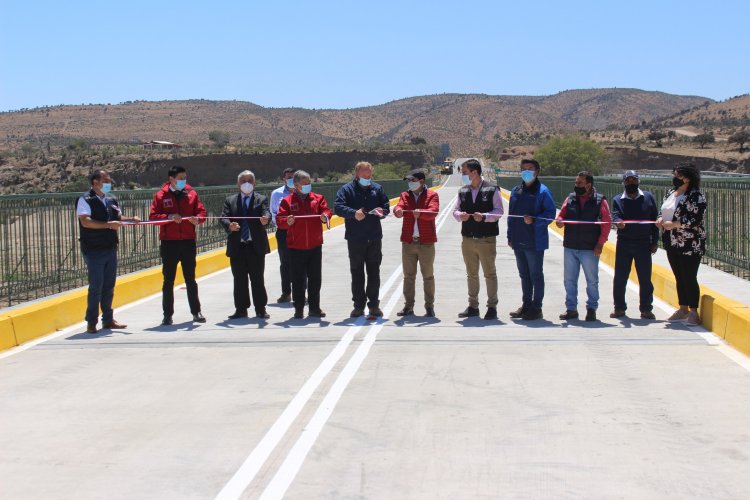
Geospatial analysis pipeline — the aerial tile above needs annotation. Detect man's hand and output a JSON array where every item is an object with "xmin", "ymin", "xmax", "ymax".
[
  {"xmin": 472, "ymin": 212, "xmax": 484, "ymax": 222},
  {"xmin": 260, "ymin": 216, "xmax": 270, "ymax": 226},
  {"xmin": 170, "ymin": 213, "xmax": 182, "ymax": 223},
  {"xmin": 320, "ymin": 213, "xmax": 328, "ymax": 223},
  {"xmin": 394, "ymin": 207, "xmax": 403, "ymax": 218},
  {"xmin": 286, "ymin": 215, "xmax": 295, "ymax": 226},
  {"xmin": 413, "ymin": 209, "xmax": 421, "ymax": 220},
  {"xmin": 555, "ymin": 219, "xmax": 564, "ymax": 228},
  {"xmin": 594, "ymin": 243, "xmax": 604, "ymax": 257},
  {"xmin": 650, "ymin": 243, "xmax": 658, "ymax": 255},
  {"xmin": 354, "ymin": 208, "xmax": 366, "ymax": 221},
  {"xmin": 229, "ymin": 222, "xmax": 240, "ymax": 232},
  {"xmin": 459, "ymin": 212, "xmax": 470, "ymax": 222},
  {"xmin": 655, "ymin": 217, "xmax": 663, "ymax": 229},
  {"xmin": 107, "ymin": 220, "xmax": 122, "ymax": 231},
  {"xmin": 188, "ymin": 216, "xmax": 200, "ymax": 226},
  {"xmin": 616, "ymin": 221, "xmax": 625, "ymax": 229},
  {"xmin": 523, "ymin": 215, "xmax": 534, "ymax": 225},
  {"xmin": 131, "ymin": 216, "xmax": 141, "ymax": 223}
]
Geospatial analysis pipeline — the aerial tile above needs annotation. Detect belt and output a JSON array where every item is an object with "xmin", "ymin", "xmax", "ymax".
[{"xmin": 463, "ymin": 235, "xmax": 492, "ymax": 240}]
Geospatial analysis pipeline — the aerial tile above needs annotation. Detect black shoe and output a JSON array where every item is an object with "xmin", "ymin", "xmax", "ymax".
[
  {"xmin": 309, "ymin": 309, "xmax": 326, "ymax": 318},
  {"xmin": 521, "ymin": 308, "xmax": 543, "ymax": 321},
  {"xmin": 585, "ymin": 309, "xmax": 597, "ymax": 322},
  {"xmin": 559, "ymin": 310, "xmax": 579, "ymax": 320},
  {"xmin": 193, "ymin": 312, "xmax": 206, "ymax": 323},
  {"xmin": 368, "ymin": 307, "xmax": 384, "ymax": 318},
  {"xmin": 484, "ymin": 307, "xmax": 498, "ymax": 320},
  {"xmin": 228, "ymin": 310, "xmax": 248, "ymax": 320},
  {"xmin": 293, "ymin": 309, "xmax": 304, "ymax": 319},
  {"xmin": 396, "ymin": 307, "xmax": 414, "ymax": 317},
  {"xmin": 256, "ymin": 311, "xmax": 270, "ymax": 319},
  {"xmin": 277, "ymin": 293, "xmax": 291, "ymax": 303},
  {"xmin": 425, "ymin": 307, "xmax": 435, "ymax": 317},
  {"xmin": 509, "ymin": 306, "xmax": 527, "ymax": 319},
  {"xmin": 640, "ymin": 311, "xmax": 656, "ymax": 320},
  {"xmin": 161, "ymin": 316, "xmax": 173, "ymax": 326},
  {"xmin": 351, "ymin": 308, "xmax": 365, "ymax": 318},
  {"xmin": 458, "ymin": 307, "xmax": 480, "ymax": 318}
]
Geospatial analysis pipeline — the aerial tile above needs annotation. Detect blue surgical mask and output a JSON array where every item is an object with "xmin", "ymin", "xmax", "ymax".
[
  {"xmin": 408, "ymin": 181, "xmax": 421, "ymax": 192},
  {"xmin": 286, "ymin": 178, "xmax": 294, "ymax": 189},
  {"xmin": 521, "ymin": 170, "xmax": 536, "ymax": 184},
  {"xmin": 358, "ymin": 178, "xmax": 371, "ymax": 187},
  {"xmin": 300, "ymin": 184, "xmax": 312, "ymax": 194},
  {"xmin": 176, "ymin": 179, "xmax": 187, "ymax": 190},
  {"xmin": 462, "ymin": 174, "xmax": 471, "ymax": 186},
  {"xmin": 101, "ymin": 183, "xmax": 112, "ymax": 194}
]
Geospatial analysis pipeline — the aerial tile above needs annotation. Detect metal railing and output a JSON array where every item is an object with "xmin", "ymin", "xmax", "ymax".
[
  {"xmin": 0, "ymin": 179, "xmax": 408, "ymax": 308},
  {"xmin": 495, "ymin": 176, "xmax": 750, "ymax": 280}
]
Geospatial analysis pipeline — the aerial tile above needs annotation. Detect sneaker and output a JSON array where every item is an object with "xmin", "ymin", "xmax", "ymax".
[
  {"xmin": 686, "ymin": 310, "xmax": 701, "ymax": 325},
  {"xmin": 667, "ymin": 309, "xmax": 689, "ymax": 321},
  {"xmin": 368, "ymin": 307, "xmax": 384, "ymax": 317},
  {"xmin": 609, "ymin": 309, "xmax": 626, "ymax": 318},
  {"xmin": 396, "ymin": 307, "xmax": 414, "ymax": 317},
  {"xmin": 509, "ymin": 306, "xmax": 527, "ymax": 319},
  {"xmin": 350, "ymin": 308, "xmax": 365, "ymax": 318},
  {"xmin": 424, "ymin": 307, "xmax": 435, "ymax": 317},
  {"xmin": 484, "ymin": 307, "xmax": 498, "ymax": 320},
  {"xmin": 640, "ymin": 311, "xmax": 656, "ymax": 320},
  {"xmin": 585, "ymin": 309, "xmax": 597, "ymax": 322},
  {"xmin": 559, "ymin": 310, "xmax": 579, "ymax": 320},
  {"xmin": 277, "ymin": 293, "xmax": 292, "ymax": 303},
  {"xmin": 458, "ymin": 307, "xmax": 480, "ymax": 318},
  {"xmin": 192, "ymin": 312, "xmax": 206, "ymax": 323},
  {"xmin": 521, "ymin": 308, "xmax": 543, "ymax": 321}
]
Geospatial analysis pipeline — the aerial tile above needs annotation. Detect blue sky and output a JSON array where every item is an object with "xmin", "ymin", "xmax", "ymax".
[{"xmin": 1, "ymin": 0, "xmax": 748, "ymax": 111}]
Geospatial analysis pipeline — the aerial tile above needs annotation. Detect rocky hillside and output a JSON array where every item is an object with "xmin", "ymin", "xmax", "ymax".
[{"xmin": 0, "ymin": 89, "xmax": 710, "ymax": 154}]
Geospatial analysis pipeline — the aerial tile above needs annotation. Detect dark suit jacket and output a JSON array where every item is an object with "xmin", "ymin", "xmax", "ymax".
[{"xmin": 219, "ymin": 192, "xmax": 271, "ymax": 257}]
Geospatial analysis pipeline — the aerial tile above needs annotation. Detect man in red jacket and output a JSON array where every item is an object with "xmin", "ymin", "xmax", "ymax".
[
  {"xmin": 393, "ymin": 169, "xmax": 440, "ymax": 317},
  {"xmin": 149, "ymin": 165, "xmax": 208, "ymax": 325},
  {"xmin": 276, "ymin": 170, "xmax": 333, "ymax": 319}
]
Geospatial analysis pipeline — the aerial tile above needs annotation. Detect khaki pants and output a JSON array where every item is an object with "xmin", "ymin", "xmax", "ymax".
[
  {"xmin": 461, "ymin": 236, "xmax": 498, "ymax": 308},
  {"xmin": 402, "ymin": 241, "xmax": 435, "ymax": 308}
]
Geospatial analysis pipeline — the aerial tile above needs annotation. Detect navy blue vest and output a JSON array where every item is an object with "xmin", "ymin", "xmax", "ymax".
[
  {"xmin": 77, "ymin": 190, "xmax": 120, "ymax": 251},
  {"xmin": 563, "ymin": 191, "xmax": 604, "ymax": 250}
]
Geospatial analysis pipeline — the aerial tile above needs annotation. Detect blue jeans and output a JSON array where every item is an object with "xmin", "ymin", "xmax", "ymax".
[
  {"xmin": 514, "ymin": 249, "xmax": 545, "ymax": 310},
  {"xmin": 563, "ymin": 247, "xmax": 600, "ymax": 311},
  {"xmin": 82, "ymin": 248, "xmax": 118, "ymax": 325}
]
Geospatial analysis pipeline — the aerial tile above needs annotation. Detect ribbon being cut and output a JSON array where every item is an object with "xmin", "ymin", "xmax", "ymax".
[{"xmin": 122, "ymin": 214, "xmax": 331, "ymax": 229}]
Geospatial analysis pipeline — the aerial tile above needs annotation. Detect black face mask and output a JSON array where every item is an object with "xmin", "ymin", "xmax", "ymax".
[
  {"xmin": 672, "ymin": 177, "xmax": 685, "ymax": 189},
  {"xmin": 574, "ymin": 186, "xmax": 587, "ymax": 196},
  {"xmin": 624, "ymin": 184, "xmax": 639, "ymax": 195}
]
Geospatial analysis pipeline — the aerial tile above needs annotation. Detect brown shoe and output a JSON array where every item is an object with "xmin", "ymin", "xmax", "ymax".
[
  {"xmin": 102, "ymin": 320, "xmax": 127, "ymax": 329},
  {"xmin": 609, "ymin": 309, "xmax": 626, "ymax": 318},
  {"xmin": 86, "ymin": 323, "xmax": 98, "ymax": 334}
]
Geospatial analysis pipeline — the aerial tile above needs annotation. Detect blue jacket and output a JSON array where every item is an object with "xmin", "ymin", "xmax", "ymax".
[
  {"xmin": 334, "ymin": 180, "xmax": 390, "ymax": 241},
  {"xmin": 507, "ymin": 179, "xmax": 556, "ymax": 251}
]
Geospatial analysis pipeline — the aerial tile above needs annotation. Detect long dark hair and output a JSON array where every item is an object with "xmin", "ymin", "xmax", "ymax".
[{"xmin": 674, "ymin": 162, "xmax": 701, "ymax": 190}]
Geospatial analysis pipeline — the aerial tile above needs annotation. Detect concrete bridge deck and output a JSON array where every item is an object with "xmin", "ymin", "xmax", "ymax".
[{"xmin": 2, "ymin": 175, "xmax": 750, "ymax": 499}]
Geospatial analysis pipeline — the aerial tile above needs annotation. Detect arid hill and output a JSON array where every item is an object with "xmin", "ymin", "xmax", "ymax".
[
  {"xmin": 0, "ymin": 89, "xmax": 710, "ymax": 154},
  {"xmin": 649, "ymin": 94, "xmax": 750, "ymax": 131}
]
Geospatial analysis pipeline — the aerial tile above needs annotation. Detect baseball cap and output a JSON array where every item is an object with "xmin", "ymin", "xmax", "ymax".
[
  {"xmin": 404, "ymin": 169, "xmax": 426, "ymax": 181},
  {"xmin": 622, "ymin": 170, "xmax": 640, "ymax": 180}
]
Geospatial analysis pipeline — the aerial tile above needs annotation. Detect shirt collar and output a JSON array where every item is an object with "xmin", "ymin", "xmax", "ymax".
[{"xmin": 621, "ymin": 188, "xmax": 644, "ymax": 199}]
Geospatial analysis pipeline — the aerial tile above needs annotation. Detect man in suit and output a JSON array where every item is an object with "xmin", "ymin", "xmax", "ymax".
[{"xmin": 219, "ymin": 170, "xmax": 272, "ymax": 319}]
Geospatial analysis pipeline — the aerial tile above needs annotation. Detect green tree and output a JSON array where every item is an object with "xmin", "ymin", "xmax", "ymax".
[
  {"xmin": 647, "ymin": 130, "xmax": 667, "ymax": 147},
  {"xmin": 533, "ymin": 135, "xmax": 606, "ymax": 176},
  {"xmin": 692, "ymin": 132, "xmax": 715, "ymax": 149},
  {"xmin": 372, "ymin": 161, "xmax": 412, "ymax": 180},
  {"xmin": 208, "ymin": 130, "xmax": 231, "ymax": 148},
  {"xmin": 67, "ymin": 138, "xmax": 89, "ymax": 152},
  {"xmin": 728, "ymin": 130, "xmax": 750, "ymax": 153}
]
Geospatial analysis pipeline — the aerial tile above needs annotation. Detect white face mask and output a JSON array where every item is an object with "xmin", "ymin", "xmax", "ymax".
[{"xmin": 240, "ymin": 182, "xmax": 254, "ymax": 195}]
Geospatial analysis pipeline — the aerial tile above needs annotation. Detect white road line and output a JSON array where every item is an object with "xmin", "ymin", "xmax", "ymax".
[
  {"xmin": 258, "ymin": 194, "xmax": 457, "ymax": 500},
  {"xmin": 549, "ymin": 227, "xmax": 750, "ymax": 371}
]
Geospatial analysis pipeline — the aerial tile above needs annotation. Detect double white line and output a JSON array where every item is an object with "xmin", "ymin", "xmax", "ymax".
[{"xmin": 216, "ymin": 192, "xmax": 457, "ymax": 500}]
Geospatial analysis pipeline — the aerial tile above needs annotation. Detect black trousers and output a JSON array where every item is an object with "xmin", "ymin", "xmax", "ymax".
[
  {"xmin": 160, "ymin": 240, "xmax": 201, "ymax": 316},
  {"xmin": 666, "ymin": 250, "xmax": 702, "ymax": 309},
  {"xmin": 289, "ymin": 246, "xmax": 322, "ymax": 311},
  {"xmin": 230, "ymin": 243, "xmax": 268, "ymax": 314},
  {"xmin": 347, "ymin": 239, "xmax": 382, "ymax": 310},
  {"xmin": 276, "ymin": 229, "xmax": 293, "ymax": 295},
  {"xmin": 613, "ymin": 240, "xmax": 654, "ymax": 312}
]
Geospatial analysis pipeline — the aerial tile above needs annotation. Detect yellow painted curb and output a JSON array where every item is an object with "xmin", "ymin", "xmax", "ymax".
[
  {"xmin": 0, "ymin": 188, "xmax": 410, "ymax": 353},
  {"xmin": 500, "ymin": 188, "xmax": 750, "ymax": 357}
]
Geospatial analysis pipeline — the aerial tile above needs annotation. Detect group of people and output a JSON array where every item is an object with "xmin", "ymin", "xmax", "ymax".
[{"xmin": 75, "ymin": 159, "xmax": 706, "ymax": 332}]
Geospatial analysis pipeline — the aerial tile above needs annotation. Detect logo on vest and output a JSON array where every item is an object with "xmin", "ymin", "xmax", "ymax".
[{"xmin": 163, "ymin": 198, "xmax": 173, "ymax": 208}]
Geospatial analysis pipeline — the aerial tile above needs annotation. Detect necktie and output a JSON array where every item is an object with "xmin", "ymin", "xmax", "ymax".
[{"xmin": 241, "ymin": 196, "xmax": 251, "ymax": 242}]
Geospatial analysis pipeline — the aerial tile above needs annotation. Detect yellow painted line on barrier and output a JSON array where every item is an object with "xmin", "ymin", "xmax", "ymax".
[
  {"xmin": 0, "ymin": 187, "xmax": 414, "ymax": 352},
  {"xmin": 500, "ymin": 189, "xmax": 750, "ymax": 357}
]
